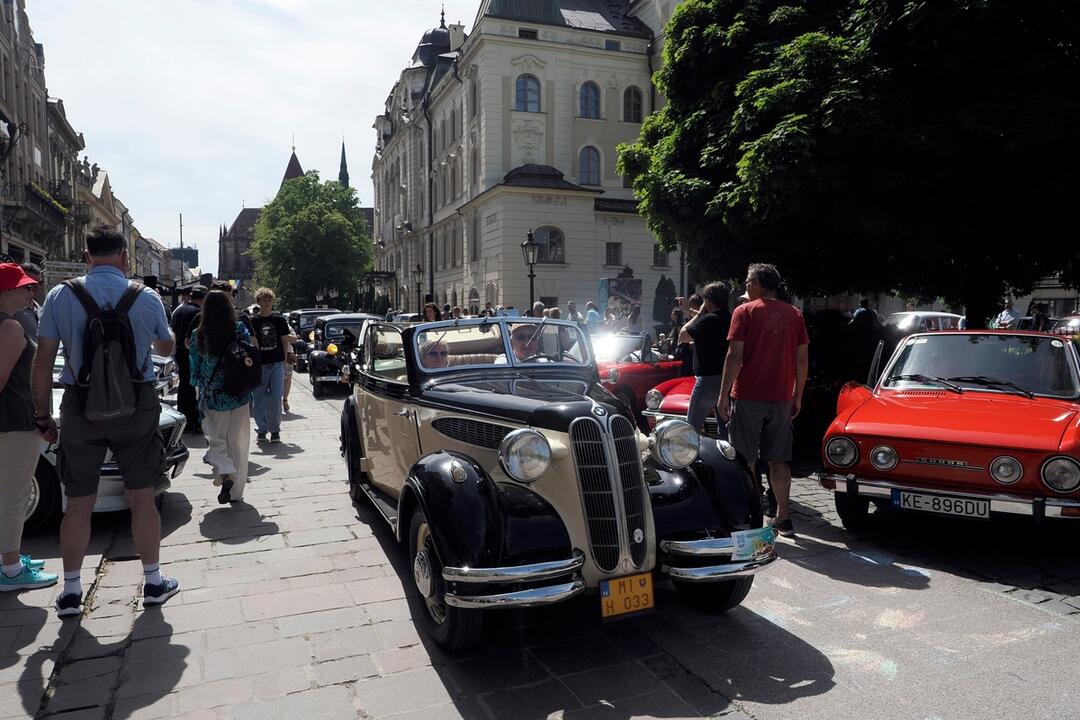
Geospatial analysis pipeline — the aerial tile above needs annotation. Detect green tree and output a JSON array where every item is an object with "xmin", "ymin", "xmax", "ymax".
[
  {"xmin": 250, "ymin": 172, "xmax": 371, "ymax": 310},
  {"xmin": 619, "ymin": 0, "xmax": 1080, "ymax": 326}
]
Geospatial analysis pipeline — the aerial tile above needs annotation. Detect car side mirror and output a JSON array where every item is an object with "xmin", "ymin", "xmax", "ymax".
[{"xmin": 866, "ymin": 340, "xmax": 884, "ymax": 386}]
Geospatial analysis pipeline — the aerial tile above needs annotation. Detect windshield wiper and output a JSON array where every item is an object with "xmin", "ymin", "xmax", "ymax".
[
  {"xmin": 886, "ymin": 373, "xmax": 964, "ymax": 393},
  {"xmin": 946, "ymin": 375, "xmax": 1035, "ymax": 399}
]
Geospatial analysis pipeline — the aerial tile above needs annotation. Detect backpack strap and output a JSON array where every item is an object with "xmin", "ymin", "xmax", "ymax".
[
  {"xmin": 116, "ymin": 282, "xmax": 145, "ymax": 315},
  {"xmin": 62, "ymin": 278, "xmax": 101, "ymax": 316}
]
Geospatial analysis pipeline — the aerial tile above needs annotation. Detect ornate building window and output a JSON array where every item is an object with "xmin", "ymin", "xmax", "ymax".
[
  {"xmin": 579, "ymin": 146, "xmax": 601, "ymax": 186},
  {"xmin": 534, "ymin": 226, "xmax": 565, "ymax": 264},
  {"xmin": 623, "ymin": 87, "xmax": 643, "ymax": 123},
  {"xmin": 515, "ymin": 74, "xmax": 540, "ymax": 112},
  {"xmin": 579, "ymin": 81, "xmax": 601, "ymax": 119}
]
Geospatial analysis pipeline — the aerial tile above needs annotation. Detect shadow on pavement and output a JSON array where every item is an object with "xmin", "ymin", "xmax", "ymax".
[
  {"xmin": 353, "ymin": 494, "xmax": 836, "ymax": 719},
  {"xmin": 20, "ymin": 612, "xmax": 187, "ymax": 719},
  {"xmin": 198, "ymin": 503, "xmax": 280, "ymax": 544}
]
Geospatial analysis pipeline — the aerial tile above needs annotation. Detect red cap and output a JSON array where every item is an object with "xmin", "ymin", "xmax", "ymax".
[{"xmin": 0, "ymin": 263, "xmax": 38, "ymax": 292}]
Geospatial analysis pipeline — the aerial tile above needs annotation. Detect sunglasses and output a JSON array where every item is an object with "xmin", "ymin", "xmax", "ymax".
[{"xmin": 426, "ymin": 349, "xmax": 449, "ymax": 357}]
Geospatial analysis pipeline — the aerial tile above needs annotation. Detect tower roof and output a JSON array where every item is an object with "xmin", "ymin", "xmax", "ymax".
[
  {"xmin": 339, "ymin": 142, "xmax": 350, "ymax": 188},
  {"xmin": 281, "ymin": 150, "xmax": 304, "ymax": 187}
]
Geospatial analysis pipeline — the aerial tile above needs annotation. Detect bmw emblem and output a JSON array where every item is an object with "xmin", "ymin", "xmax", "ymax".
[
  {"xmin": 593, "ymin": 406, "xmax": 606, "ymax": 417},
  {"xmin": 633, "ymin": 528, "xmax": 644, "ymax": 544}
]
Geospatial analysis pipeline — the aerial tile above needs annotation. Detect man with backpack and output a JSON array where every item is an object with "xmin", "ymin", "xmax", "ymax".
[{"xmin": 30, "ymin": 226, "xmax": 180, "ymax": 617}]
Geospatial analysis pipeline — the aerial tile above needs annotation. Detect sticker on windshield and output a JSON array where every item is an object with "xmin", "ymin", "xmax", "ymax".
[
  {"xmin": 1051, "ymin": 340, "xmax": 1064, "ymax": 348},
  {"xmin": 912, "ymin": 338, "xmax": 928, "ymax": 344}
]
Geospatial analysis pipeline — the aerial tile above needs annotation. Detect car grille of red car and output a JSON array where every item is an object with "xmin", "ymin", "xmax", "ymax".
[{"xmin": 569, "ymin": 416, "xmax": 647, "ymax": 573}]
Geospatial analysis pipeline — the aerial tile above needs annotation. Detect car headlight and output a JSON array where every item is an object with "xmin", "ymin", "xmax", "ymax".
[
  {"xmin": 990, "ymin": 456, "xmax": 1023, "ymax": 485},
  {"xmin": 1041, "ymin": 456, "xmax": 1080, "ymax": 493},
  {"xmin": 869, "ymin": 445, "xmax": 897, "ymax": 471},
  {"xmin": 327, "ymin": 343, "xmax": 339, "ymax": 356},
  {"xmin": 498, "ymin": 429, "xmax": 551, "ymax": 482},
  {"xmin": 825, "ymin": 436, "xmax": 858, "ymax": 468},
  {"xmin": 645, "ymin": 389, "xmax": 663, "ymax": 411},
  {"xmin": 607, "ymin": 368, "xmax": 619, "ymax": 384},
  {"xmin": 650, "ymin": 419, "xmax": 700, "ymax": 469}
]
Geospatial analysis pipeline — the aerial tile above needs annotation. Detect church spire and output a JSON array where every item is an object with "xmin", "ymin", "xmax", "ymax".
[
  {"xmin": 440, "ymin": 4, "xmax": 446, "ymax": 28},
  {"xmin": 281, "ymin": 147, "xmax": 304, "ymax": 189},
  {"xmin": 339, "ymin": 140, "xmax": 350, "ymax": 188}
]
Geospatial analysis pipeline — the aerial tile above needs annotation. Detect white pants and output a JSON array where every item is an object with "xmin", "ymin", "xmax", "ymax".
[
  {"xmin": 0, "ymin": 431, "xmax": 39, "ymax": 553},
  {"xmin": 201, "ymin": 405, "xmax": 251, "ymax": 501}
]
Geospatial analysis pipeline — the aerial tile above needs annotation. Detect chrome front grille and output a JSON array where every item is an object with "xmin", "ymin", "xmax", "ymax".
[
  {"xmin": 569, "ymin": 418, "xmax": 621, "ymax": 573},
  {"xmin": 159, "ymin": 425, "xmax": 180, "ymax": 450},
  {"xmin": 432, "ymin": 417, "xmax": 512, "ymax": 450},
  {"xmin": 611, "ymin": 416, "xmax": 647, "ymax": 566}
]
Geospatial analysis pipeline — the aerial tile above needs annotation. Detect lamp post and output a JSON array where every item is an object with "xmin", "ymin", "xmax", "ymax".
[
  {"xmin": 521, "ymin": 229, "xmax": 538, "ymax": 310},
  {"xmin": 412, "ymin": 263, "xmax": 424, "ymax": 312}
]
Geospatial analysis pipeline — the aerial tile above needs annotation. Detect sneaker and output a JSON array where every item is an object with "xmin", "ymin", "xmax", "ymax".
[
  {"xmin": 143, "ymin": 575, "xmax": 180, "ymax": 607},
  {"xmin": 218, "ymin": 477, "xmax": 233, "ymax": 505},
  {"xmin": 256, "ymin": 432, "xmax": 267, "ymax": 442},
  {"xmin": 771, "ymin": 518, "xmax": 795, "ymax": 538},
  {"xmin": 269, "ymin": 433, "xmax": 280, "ymax": 444},
  {"xmin": 55, "ymin": 591, "xmax": 83, "ymax": 618},
  {"xmin": 0, "ymin": 566, "xmax": 58, "ymax": 592},
  {"xmin": 21, "ymin": 555, "xmax": 45, "ymax": 570}
]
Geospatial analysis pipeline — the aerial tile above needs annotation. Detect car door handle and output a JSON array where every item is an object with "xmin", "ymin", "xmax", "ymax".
[{"xmin": 393, "ymin": 409, "xmax": 411, "ymax": 417}]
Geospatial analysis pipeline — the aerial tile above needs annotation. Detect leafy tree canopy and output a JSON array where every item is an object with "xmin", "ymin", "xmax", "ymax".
[
  {"xmin": 619, "ymin": 0, "xmax": 1080, "ymax": 325},
  {"xmin": 250, "ymin": 172, "xmax": 371, "ymax": 310}
]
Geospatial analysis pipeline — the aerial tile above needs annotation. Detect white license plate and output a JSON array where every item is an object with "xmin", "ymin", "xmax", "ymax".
[{"xmin": 891, "ymin": 490, "xmax": 989, "ymax": 518}]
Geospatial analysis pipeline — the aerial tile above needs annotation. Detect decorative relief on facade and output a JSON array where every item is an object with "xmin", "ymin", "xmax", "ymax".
[
  {"xmin": 511, "ymin": 54, "xmax": 548, "ymax": 71},
  {"xmin": 484, "ymin": 212, "xmax": 501, "ymax": 226},
  {"xmin": 531, "ymin": 196, "xmax": 567, "ymax": 206},
  {"xmin": 512, "ymin": 119, "xmax": 543, "ymax": 163}
]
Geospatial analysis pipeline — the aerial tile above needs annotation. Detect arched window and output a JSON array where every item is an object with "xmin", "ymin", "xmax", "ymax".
[
  {"xmin": 623, "ymin": 86, "xmax": 643, "ymax": 123},
  {"xmin": 580, "ymin": 81, "xmax": 601, "ymax": 119},
  {"xmin": 515, "ymin": 74, "xmax": 540, "ymax": 112},
  {"xmin": 534, "ymin": 226, "xmax": 565, "ymax": 264},
  {"xmin": 579, "ymin": 146, "xmax": 601, "ymax": 186}
]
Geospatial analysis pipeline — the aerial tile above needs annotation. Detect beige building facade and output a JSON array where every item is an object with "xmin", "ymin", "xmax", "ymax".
[{"xmin": 372, "ymin": 0, "xmax": 685, "ymax": 320}]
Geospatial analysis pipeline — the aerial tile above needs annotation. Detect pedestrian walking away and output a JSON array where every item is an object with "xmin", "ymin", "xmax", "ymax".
[
  {"xmin": 0, "ymin": 263, "xmax": 57, "ymax": 592},
  {"xmin": 249, "ymin": 287, "xmax": 293, "ymax": 444},
  {"xmin": 13, "ymin": 262, "xmax": 43, "ymax": 338},
  {"xmin": 190, "ymin": 290, "xmax": 254, "ymax": 505},
  {"xmin": 678, "ymin": 283, "xmax": 731, "ymax": 432},
  {"xmin": 171, "ymin": 284, "xmax": 206, "ymax": 433},
  {"xmin": 718, "ymin": 263, "xmax": 809, "ymax": 538},
  {"xmin": 30, "ymin": 226, "xmax": 180, "ymax": 616}
]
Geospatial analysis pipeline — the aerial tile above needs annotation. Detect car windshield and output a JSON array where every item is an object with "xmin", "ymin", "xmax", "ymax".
[
  {"xmin": 882, "ymin": 333, "xmax": 1080, "ymax": 398},
  {"xmin": 413, "ymin": 321, "xmax": 591, "ymax": 371},
  {"xmin": 592, "ymin": 334, "xmax": 644, "ymax": 363},
  {"xmin": 324, "ymin": 322, "xmax": 363, "ymax": 340}
]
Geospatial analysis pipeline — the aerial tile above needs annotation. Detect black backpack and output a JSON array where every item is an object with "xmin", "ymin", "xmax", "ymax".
[
  {"xmin": 63, "ymin": 278, "xmax": 144, "ymax": 426},
  {"xmin": 211, "ymin": 332, "xmax": 262, "ymax": 397}
]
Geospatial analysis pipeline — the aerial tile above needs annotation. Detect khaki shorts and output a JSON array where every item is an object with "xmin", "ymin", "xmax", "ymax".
[
  {"xmin": 58, "ymin": 386, "xmax": 164, "ymax": 498},
  {"xmin": 728, "ymin": 399, "xmax": 793, "ymax": 464}
]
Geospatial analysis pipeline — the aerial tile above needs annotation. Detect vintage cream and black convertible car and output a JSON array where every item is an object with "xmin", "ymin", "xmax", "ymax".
[{"xmin": 339, "ymin": 318, "xmax": 776, "ymax": 649}]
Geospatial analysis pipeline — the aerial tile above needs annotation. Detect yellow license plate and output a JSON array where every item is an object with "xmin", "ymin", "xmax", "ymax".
[{"xmin": 600, "ymin": 572, "xmax": 654, "ymax": 619}]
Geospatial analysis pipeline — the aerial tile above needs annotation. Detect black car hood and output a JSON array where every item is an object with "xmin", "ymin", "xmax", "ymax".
[{"xmin": 419, "ymin": 376, "xmax": 619, "ymax": 431}]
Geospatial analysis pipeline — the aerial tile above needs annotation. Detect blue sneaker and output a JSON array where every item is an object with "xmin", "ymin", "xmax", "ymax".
[
  {"xmin": 0, "ymin": 566, "xmax": 58, "ymax": 592},
  {"xmin": 21, "ymin": 555, "xmax": 45, "ymax": 570},
  {"xmin": 143, "ymin": 575, "xmax": 180, "ymax": 606},
  {"xmin": 55, "ymin": 592, "xmax": 82, "ymax": 618}
]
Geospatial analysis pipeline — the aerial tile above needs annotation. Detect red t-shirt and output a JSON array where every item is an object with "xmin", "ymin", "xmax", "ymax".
[{"xmin": 728, "ymin": 299, "xmax": 809, "ymax": 402}]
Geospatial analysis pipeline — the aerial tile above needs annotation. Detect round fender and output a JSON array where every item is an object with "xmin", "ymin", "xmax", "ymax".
[{"xmin": 496, "ymin": 483, "xmax": 572, "ymax": 566}]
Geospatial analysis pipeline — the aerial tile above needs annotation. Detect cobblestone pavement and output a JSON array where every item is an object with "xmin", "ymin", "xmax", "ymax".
[{"xmin": 2, "ymin": 378, "xmax": 1079, "ymax": 719}]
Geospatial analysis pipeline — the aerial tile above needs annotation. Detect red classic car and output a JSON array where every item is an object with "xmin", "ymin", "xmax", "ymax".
[
  {"xmin": 818, "ymin": 330, "xmax": 1080, "ymax": 529},
  {"xmin": 594, "ymin": 332, "xmax": 682, "ymax": 420}
]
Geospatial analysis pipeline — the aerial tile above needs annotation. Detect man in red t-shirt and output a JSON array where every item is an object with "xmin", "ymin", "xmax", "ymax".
[{"xmin": 718, "ymin": 264, "xmax": 809, "ymax": 537}]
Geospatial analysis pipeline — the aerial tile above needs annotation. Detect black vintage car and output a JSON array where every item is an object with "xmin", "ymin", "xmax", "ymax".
[
  {"xmin": 339, "ymin": 318, "xmax": 776, "ymax": 650},
  {"xmin": 289, "ymin": 308, "xmax": 342, "ymax": 372},
  {"xmin": 307, "ymin": 313, "xmax": 382, "ymax": 398}
]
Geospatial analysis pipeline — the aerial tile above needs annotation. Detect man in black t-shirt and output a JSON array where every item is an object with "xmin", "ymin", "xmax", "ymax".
[
  {"xmin": 250, "ymin": 288, "xmax": 293, "ymax": 443},
  {"xmin": 171, "ymin": 285, "xmax": 206, "ymax": 432},
  {"xmin": 678, "ymin": 283, "xmax": 731, "ymax": 432}
]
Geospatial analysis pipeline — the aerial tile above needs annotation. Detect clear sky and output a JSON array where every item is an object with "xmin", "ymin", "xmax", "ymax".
[{"xmin": 32, "ymin": 0, "xmax": 478, "ymax": 276}]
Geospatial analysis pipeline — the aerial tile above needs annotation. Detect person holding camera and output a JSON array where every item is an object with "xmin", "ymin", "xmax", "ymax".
[{"xmin": 677, "ymin": 284, "xmax": 731, "ymax": 431}]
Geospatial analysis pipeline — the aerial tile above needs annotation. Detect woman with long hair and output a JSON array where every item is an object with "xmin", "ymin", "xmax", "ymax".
[
  {"xmin": 423, "ymin": 303, "xmax": 441, "ymax": 322},
  {"xmin": 190, "ymin": 290, "xmax": 254, "ymax": 504}
]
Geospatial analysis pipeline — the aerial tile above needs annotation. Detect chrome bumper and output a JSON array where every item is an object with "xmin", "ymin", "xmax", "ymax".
[
  {"xmin": 659, "ymin": 537, "xmax": 778, "ymax": 582},
  {"xmin": 443, "ymin": 552, "xmax": 587, "ymax": 609},
  {"xmin": 817, "ymin": 472, "xmax": 1080, "ymax": 519}
]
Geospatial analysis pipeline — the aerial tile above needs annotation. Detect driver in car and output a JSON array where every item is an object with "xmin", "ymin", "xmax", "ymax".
[
  {"xmin": 495, "ymin": 325, "xmax": 541, "ymax": 364},
  {"xmin": 420, "ymin": 340, "xmax": 450, "ymax": 369}
]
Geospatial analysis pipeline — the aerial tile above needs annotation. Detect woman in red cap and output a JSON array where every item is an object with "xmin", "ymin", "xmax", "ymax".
[{"xmin": 0, "ymin": 263, "xmax": 58, "ymax": 591}]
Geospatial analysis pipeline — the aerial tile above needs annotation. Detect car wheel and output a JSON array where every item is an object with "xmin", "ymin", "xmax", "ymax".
[
  {"xmin": 312, "ymin": 378, "xmax": 325, "ymax": 398},
  {"xmin": 834, "ymin": 491, "xmax": 871, "ymax": 531},
  {"xmin": 674, "ymin": 576, "xmax": 754, "ymax": 612},
  {"xmin": 24, "ymin": 458, "xmax": 63, "ymax": 534},
  {"xmin": 408, "ymin": 506, "xmax": 483, "ymax": 651},
  {"xmin": 343, "ymin": 417, "xmax": 367, "ymax": 503}
]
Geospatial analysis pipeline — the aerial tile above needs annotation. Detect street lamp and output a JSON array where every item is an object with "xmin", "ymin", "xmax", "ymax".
[
  {"xmin": 412, "ymin": 263, "xmax": 424, "ymax": 312},
  {"xmin": 521, "ymin": 229, "xmax": 538, "ymax": 310}
]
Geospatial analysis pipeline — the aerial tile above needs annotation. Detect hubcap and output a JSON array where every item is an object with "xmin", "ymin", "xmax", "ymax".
[
  {"xmin": 414, "ymin": 549, "xmax": 434, "ymax": 599},
  {"xmin": 24, "ymin": 476, "xmax": 39, "ymax": 521}
]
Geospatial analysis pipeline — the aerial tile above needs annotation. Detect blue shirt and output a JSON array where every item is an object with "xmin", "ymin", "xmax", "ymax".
[
  {"xmin": 189, "ymin": 322, "xmax": 254, "ymax": 412},
  {"xmin": 586, "ymin": 308, "xmax": 601, "ymax": 330},
  {"xmin": 39, "ymin": 266, "xmax": 172, "ymax": 384}
]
